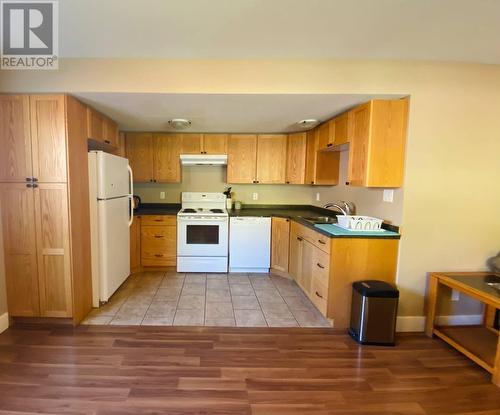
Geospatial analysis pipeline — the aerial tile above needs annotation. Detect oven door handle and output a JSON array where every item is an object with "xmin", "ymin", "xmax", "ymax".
[{"xmin": 178, "ymin": 217, "xmax": 228, "ymax": 222}]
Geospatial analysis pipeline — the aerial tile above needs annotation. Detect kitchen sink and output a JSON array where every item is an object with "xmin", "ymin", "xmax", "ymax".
[{"xmin": 300, "ymin": 216, "xmax": 338, "ymax": 224}]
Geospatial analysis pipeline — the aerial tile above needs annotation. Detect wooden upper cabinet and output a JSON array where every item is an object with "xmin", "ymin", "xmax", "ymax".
[
  {"xmin": 271, "ymin": 217, "xmax": 290, "ymax": 273},
  {"xmin": 305, "ymin": 129, "xmax": 318, "ymax": 185},
  {"xmin": 348, "ymin": 99, "xmax": 408, "ymax": 187},
  {"xmin": 30, "ymin": 95, "xmax": 67, "ymax": 183},
  {"xmin": 125, "ymin": 133, "xmax": 154, "ymax": 182},
  {"xmin": 333, "ymin": 112, "xmax": 350, "ymax": 145},
  {"xmin": 0, "ymin": 95, "xmax": 32, "ymax": 182},
  {"xmin": 304, "ymin": 127, "xmax": 339, "ymax": 186},
  {"xmin": 34, "ymin": 183, "xmax": 72, "ymax": 317},
  {"xmin": 203, "ymin": 134, "xmax": 227, "ymax": 154},
  {"xmin": 227, "ymin": 134, "xmax": 257, "ymax": 183},
  {"xmin": 0, "ymin": 183, "xmax": 40, "ymax": 317},
  {"xmin": 87, "ymin": 107, "xmax": 119, "ymax": 148},
  {"xmin": 181, "ymin": 134, "xmax": 203, "ymax": 154},
  {"xmin": 317, "ymin": 120, "xmax": 334, "ymax": 150},
  {"xmin": 104, "ymin": 116, "xmax": 119, "ymax": 148},
  {"xmin": 153, "ymin": 134, "xmax": 182, "ymax": 183},
  {"xmin": 256, "ymin": 134, "xmax": 287, "ymax": 184},
  {"xmin": 286, "ymin": 133, "xmax": 307, "ymax": 184}
]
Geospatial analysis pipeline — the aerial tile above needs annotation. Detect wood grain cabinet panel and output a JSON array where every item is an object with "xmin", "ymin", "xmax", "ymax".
[
  {"xmin": 86, "ymin": 108, "xmax": 105, "ymax": 142},
  {"xmin": 125, "ymin": 133, "xmax": 154, "ymax": 182},
  {"xmin": 141, "ymin": 221, "xmax": 176, "ymax": 267},
  {"xmin": 304, "ymin": 129, "xmax": 318, "ymax": 185},
  {"xmin": 317, "ymin": 120, "xmax": 334, "ymax": 149},
  {"xmin": 271, "ymin": 217, "xmax": 290, "ymax": 273},
  {"xmin": 288, "ymin": 229, "xmax": 302, "ymax": 282},
  {"xmin": 0, "ymin": 183, "xmax": 40, "ymax": 316},
  {"xmin": 227, "ymin": 134, "xmax": 257, "ymax": 183},
  {"xmin": 333, "ymin": 112, "xmax": 349, "ymax": 145},
  {"xmin": 0, "ymin": 95, "xmax": 32, "ymax": 182},
  {"xmin": 34, "ymin": 183, "xmax": 72, "ymax": 318},
  {"xmin": 181, "ymin": 134, "xmax": 203, "ymax": 154},
  {"xmin": 153, "ymin": 134, "xmax": 182, "ymax": 183},
  {"xmin": 348, "ymin": 99, "xmax": 408, "ymax": 187},
  {"xmin": 130, "ymin": 216, "xmax": 141, "ymax": 273},
  {"xmin": 256, "ymin": 134, "xmax": 287, "ymax": 184},
  {"xmin": 203, "ymin": 134, "xmax": 227, "ymax": 154},
  {"xmin": 30, "ymin": 95, "xmax": 67, "ymax": 183},
  {"xmin": 285, "ymin": 133, "xmax": 307, "ymax": 184},
  {"xmin": 104, "ymin": 116, "xmax": 119, "ymax": 147}
]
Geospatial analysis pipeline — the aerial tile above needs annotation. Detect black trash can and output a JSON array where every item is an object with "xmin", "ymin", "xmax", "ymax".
[{"xmin": 348, "ymin": 280, "xmax": 399, "ymax": 346}]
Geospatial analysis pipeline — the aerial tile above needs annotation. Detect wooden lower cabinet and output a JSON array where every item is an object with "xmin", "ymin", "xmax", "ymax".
[
  {"xmin": 270, "ymin": 217, "xmax": 290, "ymax": 273},
  {"xmin": 130, "ymin": 216, "xmax": 141, "ymax": 272},
  {"xmin": 140, "ymin": 215, "xmax": 177, "ymax": 267},
  {"xmin": 288, "ymin": 221, "xmax": 399, "ymax": 328}
]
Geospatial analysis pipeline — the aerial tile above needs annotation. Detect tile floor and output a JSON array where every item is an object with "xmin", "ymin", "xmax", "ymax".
[{"xmin": 82, "ymin": 272, "xmax": 331, "ymax": 327}]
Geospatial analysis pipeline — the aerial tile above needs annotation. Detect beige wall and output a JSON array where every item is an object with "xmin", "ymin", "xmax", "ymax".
[
  {"xmin": 135, "ymin": 165, "xmax": 312, "ymax": 205},
  {"xmin": 1, "ymin": 59, "xmax": 500, "ymax": 321}
]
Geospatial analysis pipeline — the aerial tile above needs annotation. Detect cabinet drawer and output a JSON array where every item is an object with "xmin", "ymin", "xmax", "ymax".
[
  {"xmin": 310, "ymin": 276, "xmax": 328, "ymax": 316},
  {"xmin": 291, "ymin": 221, "xmax": 331, "ymax": 253},
  {"xmin": 141, "ymin": 225, "xmax": 176, "ymax": 267},
  {"xmin": 141, "ymin": 215, "xmax": 177, "ymax": 226},
  {"xmin": 312, "ymin": 249, "xmax": 330, "ymax": 287}
]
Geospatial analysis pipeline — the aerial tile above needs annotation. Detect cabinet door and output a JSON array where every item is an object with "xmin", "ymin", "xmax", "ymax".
[
  {"xmin": 271, "ymin": 217, "xmax": 290, "ymax": 273},
  {"xmin": 317, "ymin": 121, "xmax": 334, "ymax": 149},
  {"xmin": 299, "ymin": 240, "xmax": 314, "ymax": 295},
  {"xmin": 256, "ymin": 134, "xmax": 287, "ymax": 184},
  {"xmin": 347, "ymin": 102, "xmax": 371, "ymax": 186},
  {"xmin": 0, "ymin": 95, "xmax": 33, "ymax": 182},
  {"xmin": 334, "ymin": 112, "xmax": 349, "ymax": 145},
  {"xmin": 130, "ymin": 216, "xmax": 141, "ymax": 272},
  {"xmin": 86, "ymin": 108, "xmax": 105, "ymax": 142},
  {"xmin": 153, "ymin": 134, "xmax": 182, "ymax": 183},
  {"xmin": 34, "ymin": 183, "xmax": 72, "ymax": 317},
  {"xmin": 288, "ymin": 231, "xmax": 303, "ymax": 281},
  {"xmin": 203, "ymin": 134, "xmax": 227, "ymax": 154},
  {"xmin": 141, "ymin": 224, "xmax": 177, "ymax": 266},
  {"xmin": 285, "ymin": 133, "xmax": 307, "ymax": 184},
  {"xmin": 227, "ymin": 135, "xmax": 257, "ymax": 183},
  {"xmin": 304, "ymin": 129, "xmax": 318, "ymax": 185},
  {"xmin": 104, "ymin": 117, "xmax": 119, "ymax": 147},
  {"xmin": 182, "ymin": 134, "xmax": 203, "ymax": 154},
  {"xmin": 125, "ymin": 133, "xmax": 154, "ymax": 182},
  {"xmin": 0, "ymin": 183, "xmax": 40, "ymax": 316},
  {"xmin": 30, "ymin": 95, "xmax": 67, "ymax": 183}
]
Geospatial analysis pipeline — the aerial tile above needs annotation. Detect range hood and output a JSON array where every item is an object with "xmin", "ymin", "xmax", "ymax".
[{"xmin": 180, "ymin": 154, "xmax": 227, "ymax": 166}]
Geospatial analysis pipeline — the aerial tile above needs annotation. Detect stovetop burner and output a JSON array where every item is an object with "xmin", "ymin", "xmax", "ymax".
[
  {"xmin": 210, "ymin": 209, "xmax": 224, "ymax": 213},
  {"xmin": 182, "ymin": 208, "xmax": 197, "ymax": 213}
]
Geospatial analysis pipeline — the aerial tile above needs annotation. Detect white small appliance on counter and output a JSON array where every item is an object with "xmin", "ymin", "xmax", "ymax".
[
  {"xmin": 229, "ymin": 217, "xmax": 271, "ymax": 273},
  {"xmin": 88, "ymin": 151, "xmax": 133, "ymax": 306},
  {"xmin": 177, "ymin": 192, "xmax": 229, "ymax": 272}
]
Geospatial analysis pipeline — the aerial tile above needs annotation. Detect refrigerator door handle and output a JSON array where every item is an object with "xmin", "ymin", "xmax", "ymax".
[{"xmin": 127, "ymin": 165, "xmax": 134, "ymax": 227}]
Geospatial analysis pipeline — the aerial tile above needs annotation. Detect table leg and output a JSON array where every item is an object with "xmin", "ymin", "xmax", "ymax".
[
  {"xmin": 483, "ymin": 305, "xmax": 497, "ymax": 329},
  {"xmin": 425, "ymin": 274, "xmax": 439, "ymax": 337}
]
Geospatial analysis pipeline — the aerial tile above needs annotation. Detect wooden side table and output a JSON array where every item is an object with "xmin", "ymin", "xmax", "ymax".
[{"xmin": 426, "ymin": 272, "xmax": 500, "ymax": 387}]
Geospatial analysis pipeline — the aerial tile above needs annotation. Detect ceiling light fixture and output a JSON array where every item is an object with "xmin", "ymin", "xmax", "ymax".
[
  {"xmin": 168, "ymin": 118, "xmax": 192, "ymax": 130},
  {"xmin": 296, "ymin": 119, "xmax": 318, "ymax": 129}
]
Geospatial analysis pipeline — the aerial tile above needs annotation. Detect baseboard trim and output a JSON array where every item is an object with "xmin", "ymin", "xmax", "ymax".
[
  {"xmin": 396, "ymin": 314, "xmax": 484, "ymax": 332},
  {"xmin": 0, "ymin": 312, "xmax": 9, "ymax": 333}
]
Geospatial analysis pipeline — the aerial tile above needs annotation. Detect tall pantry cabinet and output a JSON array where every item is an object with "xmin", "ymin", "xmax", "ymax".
[{"xmin": 0, "ymin": 94, "xmax": 92, "ymax": 323}]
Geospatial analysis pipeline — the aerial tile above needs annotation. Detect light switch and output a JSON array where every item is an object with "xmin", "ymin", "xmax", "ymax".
[
  {"xmin": 160, "ymin": 191, "xmax": 166, "ymax": 200},
  {"xmin": 383, "ymin": 189, "xmax": 394, "ymax": 203},
  {"xmin": 451, "ymin": 289, "xmax": 460, "ymax": 301},
  {"xmin": 252, "ymin": 193, "xmax": 258, "ymax": 201}
]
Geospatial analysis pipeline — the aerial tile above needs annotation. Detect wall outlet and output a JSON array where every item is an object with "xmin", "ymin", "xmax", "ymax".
[
  {"xmin": 252, "ymin": 192, "xmax": 258, "ymax": 201},
  {"xmin": 451, "ymin": 289, "xmax": 460, "ymax": 301},
  {"xmin": 383, "ymin": 189, "xmax": 394, "ymax": 203},
  {"xmin": 160, "ymin": 191, "xmax": 166, "ymax": 200},
  {"xmin": 316, "ymin": 193, "xmax": 320, "ymax": 202}
]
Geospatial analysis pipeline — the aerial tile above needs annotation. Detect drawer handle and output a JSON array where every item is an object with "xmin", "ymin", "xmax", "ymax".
[
  {"xmin": 315, "ymin": 291, "xmax": 324, "ymax": 299},
  {"xmin": 105, "ymin": 140, "xmax": 111, "ymax": 144},
  {"xmin": 318, "ymin": 239, "xmax": 326, "ymax": 245},
  {"xmin": 297, "ymin": 236, "xmax": 303, "ymax": 241},
  {"xmin": 316, "ymin": 263, "xmax": 325, "ymax": 269},
  {"xmin": 154, "ymin": 235, "xmax": 164, "ymax": 238},
  {"xmin": 154, "ymin": 254, "xmax": 163, "ymax": 257},
  {"xmin": 327, "ymin": 143, "xmax": 333, "ymax": 147},
  {"xmin": 154, "ymin": 219, "xmax": 163, "ymax": 222}
]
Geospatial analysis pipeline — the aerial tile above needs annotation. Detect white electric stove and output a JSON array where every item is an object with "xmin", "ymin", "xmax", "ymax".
[{"xmin": 177, "ymin": 192, "xmax": 229, "ymax": 272}]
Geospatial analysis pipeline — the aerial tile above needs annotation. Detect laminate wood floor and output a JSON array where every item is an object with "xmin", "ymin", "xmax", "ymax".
[{"xmin": 0, "ymin": 325, "xmax": 499, "ymax": 414}]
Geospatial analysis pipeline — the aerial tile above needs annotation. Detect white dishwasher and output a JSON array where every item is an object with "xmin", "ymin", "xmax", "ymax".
[{"xmin": 229, "ymin": 216, "xmax": 271, "ymax": 273}]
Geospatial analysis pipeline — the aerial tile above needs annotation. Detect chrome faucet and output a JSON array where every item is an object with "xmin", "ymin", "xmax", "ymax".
[{"xmin": 323, "ymin": 201, "xmax": 355, "ymax": 215}]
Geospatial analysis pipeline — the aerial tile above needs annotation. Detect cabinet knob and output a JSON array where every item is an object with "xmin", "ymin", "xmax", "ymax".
[
  {"xmin": 25, "ymin": 177, "xmax": 33, "ymax": 182},
  {"xmin": 286, "ymin": 181, "xmax": 290, "ymax": 184},
  {"xmin": 345, "ymin": 181, "xmax": 350, "ymax": 186},
  {"xmin": 315, "ymin": 291, "xmax": 324, "ymax": 299},
  {"xmin": 297, "ymin": 236, "xmax": 303, "ymax": 241},
  {"xmin": 26, "ymin": 183, "xmax": 33, "ymax": 188},
  {"xmin": 154, "ymin": 254, "xmax": 163, "ymax": 258},
  {"xmin": 105, "ymin": 140, "xmax": 111, "ymax": 144},
  {"xmin": 316, "ymin": 263, "xmax": 325, "ymax": 269},
  {"xmin": 318, "ymin": 239, "xmax": 326, "ymax": 245},
  {"xmin": 327, "ymin": 143, "xmax": 333, "ymax": 147},
  {"xmin": 154, "ymin": 235, "xmax": 164, "ymax": 238}
]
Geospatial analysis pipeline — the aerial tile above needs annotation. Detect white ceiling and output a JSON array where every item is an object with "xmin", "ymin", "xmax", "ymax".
[
  {"xmin": 74, "ymin": 93, "xmax": 402, "ymax": 132},
  {"xmin": 60, "ymin": 0, "xmax": 500, "ymax": 63}
]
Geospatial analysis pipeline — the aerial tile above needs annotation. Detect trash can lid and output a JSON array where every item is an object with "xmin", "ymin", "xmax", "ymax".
[{"xmin": 352, "ymin": 280, "xmax": 399, "ymax": 298}]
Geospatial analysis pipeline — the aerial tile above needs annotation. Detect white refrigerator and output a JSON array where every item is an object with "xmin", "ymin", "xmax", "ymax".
[{"xmin": 88, "ymin": 151, "xmax": 133, "ymax": 306}]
